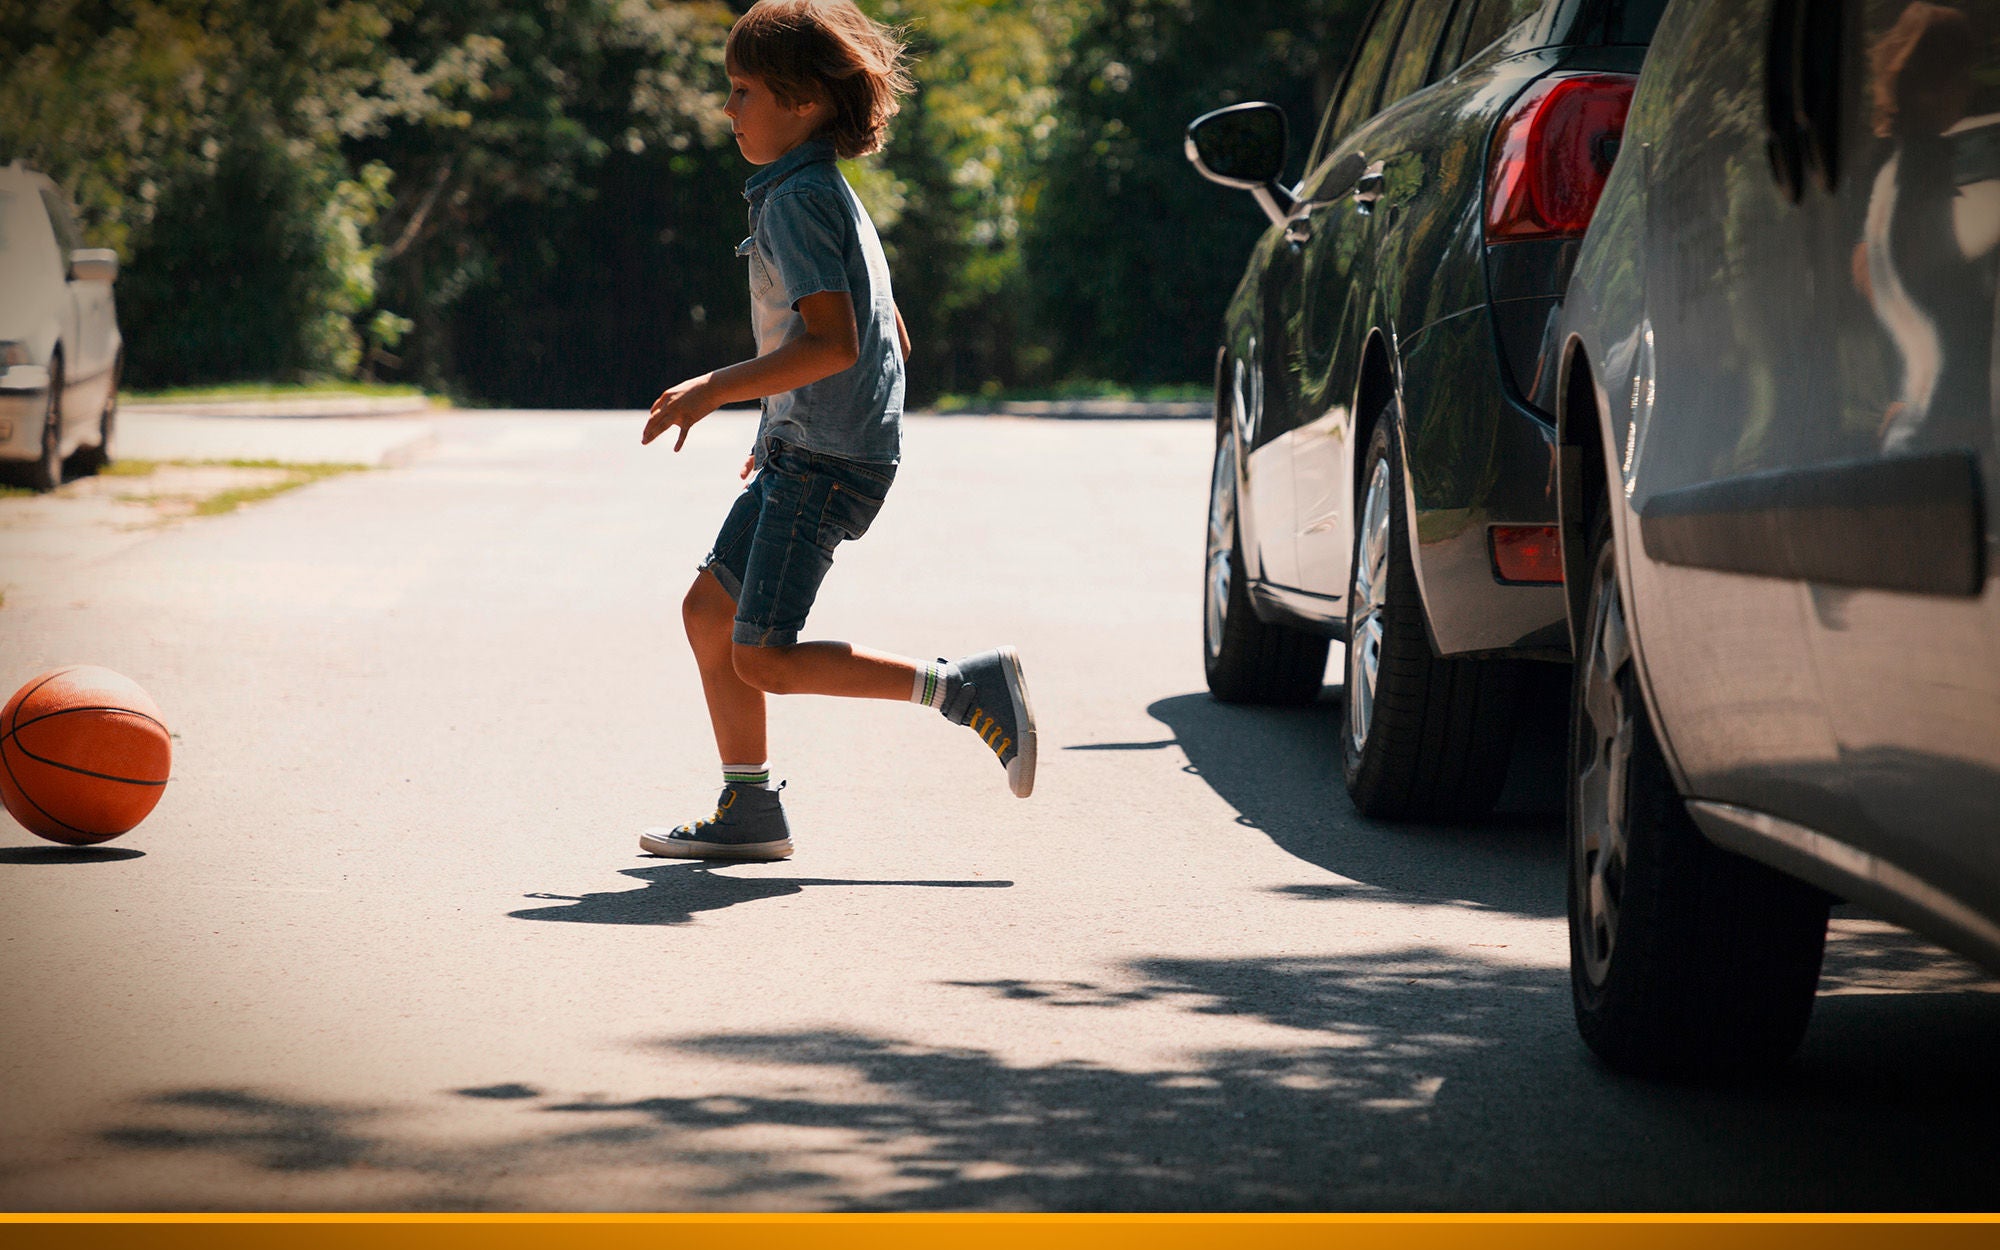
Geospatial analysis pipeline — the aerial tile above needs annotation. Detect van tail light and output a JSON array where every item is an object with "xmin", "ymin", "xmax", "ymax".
[{"xmin": 1485, "ymin": 73, "xmax": 1635, "ymax": 242}]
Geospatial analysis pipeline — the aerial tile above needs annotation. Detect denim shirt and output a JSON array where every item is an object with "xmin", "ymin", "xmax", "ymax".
[{"xmin": 740, "ymin": 140, "xmax": 903, "ymax": 465}]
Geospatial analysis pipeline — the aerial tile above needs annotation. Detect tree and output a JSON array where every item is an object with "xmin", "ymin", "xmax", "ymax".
[{"xmin": 1023, "ymin": 0, "xmax": 1369, "ymax": 386}]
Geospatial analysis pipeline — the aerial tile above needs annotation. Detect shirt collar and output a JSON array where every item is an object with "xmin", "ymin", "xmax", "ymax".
[{"xmin": 744, "ymin": 139, "xmax": 837, "ymax": 206}]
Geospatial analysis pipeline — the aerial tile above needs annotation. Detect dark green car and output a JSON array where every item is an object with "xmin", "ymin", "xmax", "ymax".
[{"xmin": 1187, "ymin": 0, "xmax": 1665, "ymax": 820}]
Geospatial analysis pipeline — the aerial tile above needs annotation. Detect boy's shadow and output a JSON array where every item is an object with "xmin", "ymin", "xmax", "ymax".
[{"xmin": 512, "ymin": 861, "xmax": 1012, "ymax": 926}]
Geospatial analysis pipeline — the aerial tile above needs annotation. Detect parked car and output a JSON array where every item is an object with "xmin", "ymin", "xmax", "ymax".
[
  {"xmin": 1186, "ymin": 0, "xmax": 1666, "ymax": 820},
  {"xmin": 1553, "ymin": 0, "xmax": 2000, "ymax": 1075},
  {"xmin": 0, "ymin": 161, "xmax": 122, "ymax": 491}
]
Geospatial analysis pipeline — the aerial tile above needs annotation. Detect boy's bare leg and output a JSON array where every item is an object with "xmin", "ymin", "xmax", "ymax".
[
  {"xmin": 732, "ymin": 641, "xmax": 919, "ymax": 699},
  {"xmin": 683, "ymin": 569, "xmax": 768, "ymax": 764}
]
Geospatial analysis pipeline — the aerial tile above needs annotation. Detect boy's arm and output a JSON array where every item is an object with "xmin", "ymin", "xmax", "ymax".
[
  {"xmin": 894, "ymin": 303, "xmax": 910, "ymax": 362},
  {"xmin": 643, "ymin": 290, "xmax": 859, "ymax": 449}
]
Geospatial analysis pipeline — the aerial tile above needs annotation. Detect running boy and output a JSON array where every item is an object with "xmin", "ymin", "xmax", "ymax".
[{"xmin": 638, "ymin": 0, "xmax": 1036, "ymax": 861}]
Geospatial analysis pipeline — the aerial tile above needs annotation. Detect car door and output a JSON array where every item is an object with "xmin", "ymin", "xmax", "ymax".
[
  {"xmin": 1274, "ymin": 0, "xmax": 1415, "ymax": 596},
  {"xmin": 1793, "ymin": 0, "xmax": 2000, "ymax": 923},
  {"xmin": 1621, "ymin": 0, "xmax": 1859, "ymax": 834},
  {"xmin": 1292, "ymin": 0, "xmax": 1477, "ymax": 597}
]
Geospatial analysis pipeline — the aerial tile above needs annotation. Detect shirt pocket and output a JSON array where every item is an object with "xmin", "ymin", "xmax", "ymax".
[{"xmin": 737, "ymin": 235, "xmax": 773, "ymax": 298}]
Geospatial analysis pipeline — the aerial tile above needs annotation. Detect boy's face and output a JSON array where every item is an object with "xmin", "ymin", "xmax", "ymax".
[{"xmin": 724, "ymin": 73, "xmax": 827, "ymax": 165}]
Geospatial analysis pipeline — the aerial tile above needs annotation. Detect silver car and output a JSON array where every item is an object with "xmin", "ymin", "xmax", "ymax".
[
  {"xmin": 0, "ymin": 161, "xmax": 122, "ymax": 491},
  {"xmin": 1553, "ymin": 0, "xmax": 2000, "ymax": 1076}
]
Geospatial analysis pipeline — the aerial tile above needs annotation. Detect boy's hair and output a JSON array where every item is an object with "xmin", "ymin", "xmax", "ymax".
[{"xmin": 725, "ymin": 0, "xmax": 914, "ymax": 159}]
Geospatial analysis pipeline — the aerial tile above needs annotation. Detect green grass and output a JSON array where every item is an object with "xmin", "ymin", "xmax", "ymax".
[
  {"xmin": 190, "ymin": 462, "xmax": 368, "ymax": 516},
  {"xmin": 123, "ymin": 380, "xmax": 437, "ymax": 404},
  {"xmin": 929, "ymin": 380, "xmax": 1208, "ymax": 411}
]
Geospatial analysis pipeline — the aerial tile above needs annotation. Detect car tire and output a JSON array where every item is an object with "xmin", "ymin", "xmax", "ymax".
[
  {"xmin": 1203, "ymin": 425, "xmax": 1329, "ymax": 704},
  {"xmin": 80, "ymin": 350, "xmax": 119, "ymax": 476},
  {"xmin": 1568, "ymin": 510, "xmax": 1830, "ymax": 1077},
  {"xmin": 30, "ymin": 356, "xmax": 63, "ymax": 493},
  {"xmin": 1341, "ymin": 415, "xmax": 1520, "ymax": 820}
]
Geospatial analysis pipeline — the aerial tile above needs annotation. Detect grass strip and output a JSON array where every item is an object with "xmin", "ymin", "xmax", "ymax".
[{"xmin": 124, "ymin": 381, "xmax": 432, "ymax": 403}]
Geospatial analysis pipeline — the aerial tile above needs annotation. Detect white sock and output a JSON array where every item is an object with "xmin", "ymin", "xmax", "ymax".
[
  {"xmin": 911, "ymin": 660, "xmax": 952, "ymax": 711},
  {"xmin": 722, "ymin": 762, "xmax": 771, "ymax": 788}
]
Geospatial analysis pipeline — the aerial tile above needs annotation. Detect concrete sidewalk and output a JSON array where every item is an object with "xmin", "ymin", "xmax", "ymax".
[{"xmin": 117, "ymin": 406, "xmax": 441, "ymax": 467}]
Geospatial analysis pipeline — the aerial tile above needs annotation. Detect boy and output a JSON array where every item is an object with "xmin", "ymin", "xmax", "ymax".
[{"xmin": 639, "ymin": 0, "xmax": 1036, "ymax": 861}]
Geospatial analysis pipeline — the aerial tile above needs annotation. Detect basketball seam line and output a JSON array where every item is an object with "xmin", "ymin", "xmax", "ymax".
[
  {"xmin": 0, "ymin": 729, "xmax": 95, "ymax": 837},
  {"xmin": 7, "ymin": 703, "xmax": 169, "ymax": 740},
  {"xmin": 0, "ymin": 734, "xmax": 168, "ymax": 787},
  {"xmin": 2, "ymin": 666, "xmax": 81, "ymax": 736}
]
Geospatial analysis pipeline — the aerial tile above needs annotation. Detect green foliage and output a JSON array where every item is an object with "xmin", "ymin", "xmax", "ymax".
[
  {"xmin": 1022, "ymin": 0, "xmax": 1370, "ymax": 386},
  {"xmin": 0, "ymin": 0, "xmax": 1372, "ymax": 404}
]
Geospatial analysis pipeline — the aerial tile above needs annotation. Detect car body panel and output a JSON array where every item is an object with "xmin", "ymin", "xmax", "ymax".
[
  {"xmin": 1557, "ymin": 0, "xmax": 2000, "ymax": 967},
  {"xmin": 1205, "ymin": 0, "xmax": 1658, "ymax": 658}
]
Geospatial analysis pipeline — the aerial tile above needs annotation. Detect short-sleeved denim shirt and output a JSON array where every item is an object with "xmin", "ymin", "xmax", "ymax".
[{"xmin": 739, "ymin": 140, "xmax": 903, "ymax": 465}]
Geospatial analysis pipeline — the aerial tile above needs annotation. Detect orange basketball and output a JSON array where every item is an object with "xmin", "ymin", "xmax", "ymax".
[{"xmin": 0, "ymin": 666, "xmax": 171, "ymax": 845}]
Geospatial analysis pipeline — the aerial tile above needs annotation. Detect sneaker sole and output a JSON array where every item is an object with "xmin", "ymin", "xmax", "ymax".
[
  {"xmin": 998, "ymin": 645, "xmax": 1037, "ymax": 799},
  {"xmin": 638, "ymin": 830, "xmax": 794, "ymax": 861}
]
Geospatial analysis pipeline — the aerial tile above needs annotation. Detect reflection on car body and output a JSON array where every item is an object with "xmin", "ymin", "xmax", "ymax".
[{"xmin": 1553, "ymin": 0, "xmax": 2000, "ymax": 1076}]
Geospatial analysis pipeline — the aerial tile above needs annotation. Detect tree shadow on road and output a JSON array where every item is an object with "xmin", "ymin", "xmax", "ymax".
[
  {"xmin": 81, "ymin": 937, "xmax": 2000, "ymax": 1211},
  {"xmin": 510, "ymin": 860, "xmax": 1012, "ymax": 926},
  {"xmin": 1144, "ymin": 687, "xmax": 1567, "ymax": 918}
]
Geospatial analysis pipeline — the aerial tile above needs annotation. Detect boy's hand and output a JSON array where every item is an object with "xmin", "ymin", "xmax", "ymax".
[
  {"xmin": 740, "ymin": 453, "xmax": 756, "ymax": 480},
  {"xmin": 643, "ymin": 375, "xmax": 719, "ymax": 450}
]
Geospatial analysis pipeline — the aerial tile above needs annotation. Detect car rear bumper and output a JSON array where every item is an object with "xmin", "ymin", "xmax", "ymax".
[{"xmin": 1397, "ymin": 307, "xmax": 1570, "ymax": 660}]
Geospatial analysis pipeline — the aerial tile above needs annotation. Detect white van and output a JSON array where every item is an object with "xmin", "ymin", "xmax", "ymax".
[{"xmin": 0, "ymin": 162, "xmax": 122, "ymax": 491}]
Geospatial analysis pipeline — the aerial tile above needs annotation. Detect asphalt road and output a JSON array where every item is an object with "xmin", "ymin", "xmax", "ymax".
[{"xmin": 2, "ymin": 411, "xmax": 1997, "ymax": 1212}]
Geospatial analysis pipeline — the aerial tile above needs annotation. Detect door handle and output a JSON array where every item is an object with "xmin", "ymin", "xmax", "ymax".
[{"xmin": 1353, "ymin": 162, "xmax": 1386, "ymax": 211}]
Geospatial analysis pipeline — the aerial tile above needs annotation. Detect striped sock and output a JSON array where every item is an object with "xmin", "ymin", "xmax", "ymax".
[
  {"xmin": 723, "ymin": 762, "xmax": 771, "ymax": 789},
  {"xmin": 912, "ymin": 660, "xmax": 955, "ymax": 712}
]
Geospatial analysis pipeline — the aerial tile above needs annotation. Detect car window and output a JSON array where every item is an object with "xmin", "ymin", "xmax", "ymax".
[
  {"xmin": 1320, "ymin": 0, "xmax": 1415, "ymax": 154},
  {"xmin": 39, "ymin": 188, "xmax": 81, "ymax": 258},
  {"xmin": 1381, "ymin": 0, "xmax": 1466, "ymax": 103},
  {"xmin": 1602, "ymin": 0, "xmax": 1669, "ymax": 44},
  {"xmin": 1457, "ymin": 0, "xmax": 1544, "ymax": 63}
]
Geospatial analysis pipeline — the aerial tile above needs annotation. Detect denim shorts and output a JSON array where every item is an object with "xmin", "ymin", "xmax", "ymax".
[{"xmin": 700, "ymin": 437, "xmax": 896, "ymax": 647}]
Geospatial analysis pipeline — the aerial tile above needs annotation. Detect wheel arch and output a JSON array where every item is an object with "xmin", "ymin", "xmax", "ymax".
[
  {"xmin": 1350, "ymin": 329, "xmax": 1399, "ymax": 515},
  {"xmin": 1555, "ymin": 334, "xmax": 1608, "ymax": 654}
]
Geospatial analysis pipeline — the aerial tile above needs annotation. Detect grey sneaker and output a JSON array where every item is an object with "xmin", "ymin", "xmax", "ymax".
[
  {"xmin": 942, "ymin": 646, "xmax": 1037, "ymax": 798},
  {"xmin": 640, "ymin": 781, "xmax": 793, "ymax": 860}
]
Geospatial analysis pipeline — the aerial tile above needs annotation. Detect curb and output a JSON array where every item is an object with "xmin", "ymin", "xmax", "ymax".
[
  {"xmin": 121, "ymin": 395, "xmax": 436, "ymax": 419},
  {"xmin": 922, "ymin": 400, "xmax": 1209, "ymax": 420}
]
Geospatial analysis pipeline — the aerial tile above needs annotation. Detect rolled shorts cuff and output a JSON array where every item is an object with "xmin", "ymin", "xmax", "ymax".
[
  {"xmin": 697, "ymin": 550, "xmax": 744, "ymax": 600},
  {"xmin": 732, "ymin": 621, "xmax": 799, "ymax": 647}
]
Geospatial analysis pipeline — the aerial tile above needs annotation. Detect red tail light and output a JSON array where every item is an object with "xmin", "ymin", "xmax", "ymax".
[
  {"xmin": 1485, "ymin": 73, "xmax": 1635, "ymax": 242},
  {"xmin": 1489, "ymin": 525, "xmax": 1563, "ymax": 584}
]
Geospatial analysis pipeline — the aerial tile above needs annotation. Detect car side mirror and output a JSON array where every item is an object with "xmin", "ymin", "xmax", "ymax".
[
  {"xmin": 68, "ymin": 248, "xmax": 118, "ymax": 283},
  {"xmin": 1186, "ymin": 102, "xmax": 1295, "ymax": 225}
]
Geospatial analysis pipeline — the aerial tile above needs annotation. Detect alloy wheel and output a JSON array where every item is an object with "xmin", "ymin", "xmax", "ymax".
[
  {"xmin": 1204, "ymin": 434, "xmax": 1237, "ymax": 660},
  {"xmin": 1573, "ymin": 541, "xmax": 1635, "ymax": 988},
  {"xmin": 1346, "ymin": 454, "xmax": 1392, "ymax": 754}
]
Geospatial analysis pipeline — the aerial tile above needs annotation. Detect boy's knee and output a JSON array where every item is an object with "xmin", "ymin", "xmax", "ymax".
[
  {"xmin": 732, "ymin": 643, "xmax": 797, "ymax": 693},
  {"xmin": 683, "ymin": 575, "xmax": 732, "ymax": 640}
]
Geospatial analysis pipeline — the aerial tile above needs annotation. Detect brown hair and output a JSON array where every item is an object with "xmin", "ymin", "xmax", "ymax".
[
  {"xmin": 725, "ymin": 0, "xmax": 915, "ymax": 159},
  {"xmin": 1869, "ymin": 2, "xmax": 1976, "ymax": 138}
]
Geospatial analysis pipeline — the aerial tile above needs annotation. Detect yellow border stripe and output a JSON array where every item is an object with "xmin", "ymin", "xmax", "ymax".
[{"xmin": 2, "ymin": 1213, "xmax": 1999, "ymax": 1250}]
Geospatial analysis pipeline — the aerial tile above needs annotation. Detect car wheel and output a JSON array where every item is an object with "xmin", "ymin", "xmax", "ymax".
[
  {"xmin": 1203, "ymin": 425, "xmax": 1329, "ymax": 704},
  {"xmin": 1568, "ymin": 511, "xmax": 1829, "ymax": 1077},
  {"xmin": 30, "ymin": 356, "xmax": 63, "ymax": 493},
  {"xmin": 1341, "ymin": 414, "xmax": 1520, "ymax": 820},
  {"xmin": 81, "ymin": 350, "xmax": 120, "ymax": 475}
]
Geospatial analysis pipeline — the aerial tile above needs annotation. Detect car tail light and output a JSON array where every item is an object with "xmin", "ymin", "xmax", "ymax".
[
  {"xmin": 1490, "ymin": 525, "xmax": 1563, "ymax": 584},
  {"xmin": 1485, "ymin": 73, "xmax": 1635, "ymax": 242}
]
